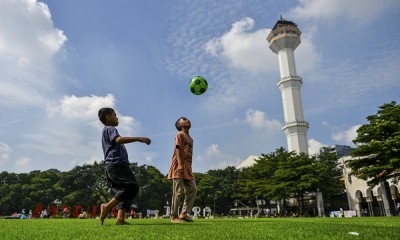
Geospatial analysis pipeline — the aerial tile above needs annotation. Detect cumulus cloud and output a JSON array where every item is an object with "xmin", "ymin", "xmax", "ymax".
[
  {"xmin": 0, "ymin": 0, "xmax": 67, "ymax": 107},
  {"xmin": 196, "ymin": 144, "xmax": 241, "ymax": 170},
  {"xmin": 47, "ymin": 94, "xmax": 115, "ymax": 119},
  {"xmin": 15, "ymin": 157, "xmax": 32, "ymax": 173},
  {"xmin": 0, "ymin": 143, "xmax": 11, "ymax": 166},
  {"xmin": 308, "ymin": 139, "xmax": 327, "ymax": 155},
  {"xmin": 0, "ymin": 0, "xmax": 67, "ymax": 65},
  {"xmin": 332, "ymin": 125, "xmax": 361, "ymax": 146},
  {"xmin": 204, "ymin": 17, "xmax": 320, "ymax": 77},
  {"xmin": 288, "ymin": 0, "xmax": 399, "ymax": 24},
  {"xmin": 245, "ymin": 109, "xmax": 282, "ymax": 132},
  {"xmin": 46, "ymin": 94, "xmax": 140, "ymax": 133},
  {"xmin": 18, "ymin": 94, "xmax": 142, "ymax": 170},
  {"xmin": 205, "ymin": 17, "xmax": 275, "ymax": 73}
]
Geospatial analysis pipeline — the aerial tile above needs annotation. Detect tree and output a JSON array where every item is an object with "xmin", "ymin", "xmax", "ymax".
[
  {"xmin": 313, "ymin": 150, "xmax": 346, "ymax": 212},
  {"xmin": 313, "ymin": 151, "xmax": 343, "ymax": 195},
  {"xmin": 206, "ymin": 167, "xmax": 240, "ymax": 214},
  {"xmin": 234, "ymin": 149, "xmax": 289, "ymax": 214},
  {"xmin": 195, "ymin": 172, "xmax": 216, "ymax": 210},
  {"xmin": 235, "ymin": 147, "xmax": 344, "ymax": 216},
  {"xmin": 194, "ymin": 167, "xmax": 241, "ymax": 215},
  {"xmin": 0, "ymin": 169, "xmax": 64, "ymax": 215},
  {"xmin": 131, "ymin": 164, "xmax": 170, "ymax": 213},
  {"xmin": 348, "ymin": 101, "xmax": 400, "ymax": 186},
  {"xmin": 59, "ymin": 163, "xmax": 103, "ymax": 207}
]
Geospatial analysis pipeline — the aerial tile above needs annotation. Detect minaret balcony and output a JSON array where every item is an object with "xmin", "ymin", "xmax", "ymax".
[
  {"xmin": 282, "ymin": 120, "xmax": 309, "ymax": 129},
  {"xmin": 277, "ymin": 75, "xmax": 303, "ymax": 87}
]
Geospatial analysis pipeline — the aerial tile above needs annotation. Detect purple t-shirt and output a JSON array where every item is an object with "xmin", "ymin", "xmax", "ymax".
[{"xmin": 102, "ymin": 126, "xmax": 129, "ymax": 165}]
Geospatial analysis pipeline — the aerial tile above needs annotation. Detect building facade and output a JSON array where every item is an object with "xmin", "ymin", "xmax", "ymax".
[
  {"xmin": 325, "ymin": 145, "xmax": 400, "ymax": 216},
  {"xmin": 340, "ymin": 155, "xmax": 400, "ymax": 216}
]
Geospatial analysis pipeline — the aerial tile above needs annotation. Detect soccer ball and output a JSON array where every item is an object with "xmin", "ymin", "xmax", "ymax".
[{"xmin": 189, "ymin": 76, "xmax": 208, "ymax": 95}]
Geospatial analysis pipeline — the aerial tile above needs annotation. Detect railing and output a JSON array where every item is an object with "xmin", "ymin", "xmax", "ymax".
[
  {"xmin": 278, "ymin": 75, "xmax": 302, "ymax": 84},
  {"xmin": 283, "ymin": 120, "xmax": 309, "ymax": 128}
]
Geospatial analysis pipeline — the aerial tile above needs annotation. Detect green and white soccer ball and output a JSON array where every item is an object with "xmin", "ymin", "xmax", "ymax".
[{"xmin": 189, "ymin": 76, "xmax": 208, "ymax": 95}]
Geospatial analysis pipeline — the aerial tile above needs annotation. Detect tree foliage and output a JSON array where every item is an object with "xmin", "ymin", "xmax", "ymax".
[
  {"xmin": 313, "ymin": 150, "xmax": 344, "ymax": 201},
  {"xmin": 235, "ymin": 148, "xmax": 343, "ymax": 214},
  {"xmin": 0, "ymin": 162, "xmax": 170, "ymax": 216},
  {"xmin": 0, "ymin": 169, "xmax": 63, "ymax": 215},
  {"xmin": 132, "ymin": 164, "xmax": 171, "ymax": 211},
  {"xmin": 348, "ymin": 101, "xmax": 400, "ymax": 186},
  {"xmin": 0, "ymin": 148, "xmax": 345, "ymax": 216}
]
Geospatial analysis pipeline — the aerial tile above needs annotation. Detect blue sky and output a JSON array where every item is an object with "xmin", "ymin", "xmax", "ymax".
[{"xmin": 0, "ymin": 0, "xmax": 399, "ymax": 174}]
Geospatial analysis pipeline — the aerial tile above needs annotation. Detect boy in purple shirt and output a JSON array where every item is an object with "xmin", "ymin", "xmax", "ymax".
[{"xmin": 98, "ymin": 107, "xmax": 151, "ymax": 225}]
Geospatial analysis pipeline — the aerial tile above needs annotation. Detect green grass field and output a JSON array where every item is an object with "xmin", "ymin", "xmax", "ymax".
[{"xmin": 0, "ymin": 217, "xmax": 398, "ymax": 240}]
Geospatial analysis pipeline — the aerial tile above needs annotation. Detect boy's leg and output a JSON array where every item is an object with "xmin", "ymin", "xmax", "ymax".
[
  {"xmin": 116, "ymin": 209, "xmax": 130, "ymax": 225},
  {"xmin": 179, "ymin": 179, "xmax": 197, "ymax": 222},
  {"xmin": 100, "ymin": 198, "xmax": 119, "ymax": 225},
  {"xmin": 103, "ymin": 164, "xmax": 139, "ymax": 225},
  {"xmin": 116, "ymin": 201, "xmax": 133, "ymax": 225},
  {"xmin": 171, "ymin": 179, "xmax": 183, "ymax": 223}
]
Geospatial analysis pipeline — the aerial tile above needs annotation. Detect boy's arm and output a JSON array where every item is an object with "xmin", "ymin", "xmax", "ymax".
[
  {"xmin": 115, "ymin": 136, "xmax": 151, "ymax": 145},
  {"xmin": 175, "ymin": 146, "xmax": 184, "ymax": 173}
]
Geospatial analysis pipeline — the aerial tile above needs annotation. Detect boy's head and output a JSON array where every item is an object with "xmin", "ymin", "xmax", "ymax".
[
  {"xmin": 175, "ymin": 117, "xmax": 191, "ymax": 131},
  {"xmin": 98, "ymin": 107, "xmax": 115, "ymax": 125}
]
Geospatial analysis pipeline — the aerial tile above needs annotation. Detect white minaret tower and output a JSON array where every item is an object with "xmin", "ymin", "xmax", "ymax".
[
  {"xmin": 267, "ymin": 18, "xmax": 326, "ymax": 217},
  {"xmin": 267, "ymin": 17, "xmax": 309, "ymax": 154}
]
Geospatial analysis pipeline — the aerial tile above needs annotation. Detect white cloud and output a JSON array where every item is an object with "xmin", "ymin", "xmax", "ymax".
[
  {"xmin": 245, "ymin": 109, "xmax": 282, "ymax": 132},
  {"xmin": 15, "ymin": 157, "xmax": 31, "ymax": 173},
  {"xmin": 332, "ymin": 125, "xmax": 361, "ymax": 146},
  {"xmin": 0, "ymin": 0, "xmax": 67, "ymax": 65},
  {"xmin": 0, "ymin": 0, "xmax": 67, "ymax": 107},
  {"xmin": 47, "ymin": 94, "xmax": 115, "ymax": 120},
  {"xmin": 196, "ymin": 144, "xmax": 241, "ymax": 170},
  {"xmin": 288, "ymin": 0, "xmax": 399, "ymax": 24},
  {"xmin": 18, "ymin": 94, "xmax": 142, "ymax": 170},
  {"xmin": 46, "ymin": 94, "xmax": 139, "ymax": 134},
  {"xmin": 0, "ymin": 143, "xmax": 11, "ymax": 166},
  {"xmin": 205, "ymin": 17, "xmax": 275, "ymax": 73},
  {"xmin": 204, "ymin": 16, "xmax": 320, "ymax": 82},
  {"xmin": 205, "ymin": 144, "xmax": 219, "ymax": 156},
  {"xmin": 143, "ymin": 156, "xmax": 154, "ymax": 165},
  {"xmin": 308, "ymin": 139, "xmax": 327, "ymax": 155}
]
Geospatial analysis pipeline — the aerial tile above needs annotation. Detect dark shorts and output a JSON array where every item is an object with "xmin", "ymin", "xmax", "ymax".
[{"xmin": 105, "ymin": 163, "xmax": 139, "ymax": 211}]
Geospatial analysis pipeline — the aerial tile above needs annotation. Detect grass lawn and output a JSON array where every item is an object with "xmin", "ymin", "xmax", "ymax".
[{"xmin": 0, "ymin": 217, "xmax": 398, "ymax": 240}]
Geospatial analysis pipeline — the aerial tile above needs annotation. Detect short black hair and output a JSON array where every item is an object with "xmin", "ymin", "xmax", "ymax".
[
  {"xmin": 175, "ymin": 118, "xmax": 182, "ymax": 131},
  {"xmin": 175, "ymin": 117, "xmax": 188, "ymax": 131},
  {"xmin": 98, "ymin": 107, "xmax": 115, "ymax": 124}
]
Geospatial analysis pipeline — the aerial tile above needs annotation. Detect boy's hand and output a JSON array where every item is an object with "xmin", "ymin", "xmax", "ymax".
[{"xmin": 142, "ymin": 137, "xmax": 151, "ymax": 145}]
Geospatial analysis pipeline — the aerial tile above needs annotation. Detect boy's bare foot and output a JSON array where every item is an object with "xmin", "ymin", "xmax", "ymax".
[
  {"xmin": 170, "ymin": 217, "xmax": 183, "ymax": 224},
  {"xmin": 116, "ymin": 219, "xmax": 131, "ymax": 225},
  {"xmin": 179, "ymin": 214, "xmax": 193, "ymax": 222},
  {"xmin": 100, "ymin": 204, "xmax": 108, "ymax": 225}
]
